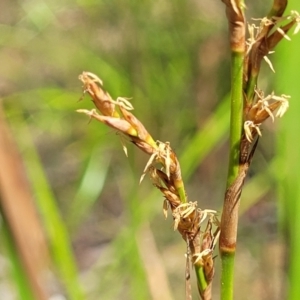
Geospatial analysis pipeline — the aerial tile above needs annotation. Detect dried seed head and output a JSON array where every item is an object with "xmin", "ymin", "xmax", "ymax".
[
  {"xmin": 243, "ymin": 91, "xmax": 290, "ymax": 142},
  {"xmin": 192, "ymin": 213, "xmax": 219, "ymax": 281},
  {"xmin": 78, "ymin": 72, "xmax": 160, "ymax": 157},
  {"xmin": 246, "ymin": 10, "xmax": 299, "ymax": 84},
  {"xmin": 246, "ymin": 91, "xmax": 290, "ymax": 125},
  {"xmin": 78, "ymin": 72, "xmax": 187, "ymax": 216}
]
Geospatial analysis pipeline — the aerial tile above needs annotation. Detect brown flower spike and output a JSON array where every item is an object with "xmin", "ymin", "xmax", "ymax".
[{"xmin": 77, "ymin": 71, "xmax": 220, "ymax": 300}]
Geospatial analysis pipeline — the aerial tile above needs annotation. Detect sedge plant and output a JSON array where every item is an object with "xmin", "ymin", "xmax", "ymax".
[
  {"xmin": 77, "ymin": 71, "xmax": 220, "ymax": 299},
  {"xmin": 76, "ymin": 1, "xmax": 300, "ymax": 299},
  {"xmin": 220, "ymin": 0, "xmax": 299, "ymax": 299}
]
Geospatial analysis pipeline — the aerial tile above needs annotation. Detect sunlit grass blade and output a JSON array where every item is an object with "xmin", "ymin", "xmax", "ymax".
[
  {"xmin": 180, "ymin": 96, "xmax": 230, "ymax": 179},
  {"xmin": 1, "ymin": 219, "xmax": 36, "ymax": 300},
  {"xmin": 275, "ymin": 1, "xmax": 300, "ymax": 298},
  {"xmin": 67, "ymin": 147, "xmax": 111, "ymax": 231},
  {"xmin": 8, "ymin": 111, "xmax": 85, "ymax": 300}
]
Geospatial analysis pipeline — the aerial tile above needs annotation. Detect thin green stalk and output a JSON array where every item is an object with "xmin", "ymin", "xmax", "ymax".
[
  {"xmin": 220, "ymin": 50, "xmax": 244, "ymax": 300},
  {"xmin": 220, "ymin": 252, "xmax": 235, "ymax": 300},
  {"xmin": 67, "ymin": 147, "xmax": 111, "ymax": 231},
  {"xmin": 180, "ymin": 95, "xmax": 229, "ymax": 179},
  {"xmin": 220, "ymin": 1, "xmax": 293, "ymax": 299},
  {"xmin": 219, "ymin": 1, "xmax": 245, "ymax": 299},
  {"xmin": 275, "ymin": 1, "xmax": 300, "ymax": 297},
  {"xmin": 195, "ymin": 265, "xmax": 208, "ymax": 294}
]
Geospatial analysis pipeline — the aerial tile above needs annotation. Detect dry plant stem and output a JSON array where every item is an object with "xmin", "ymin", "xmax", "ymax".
[
  {"xmin": 219, "ymin": 1, "xmax": 245, "ymax": 300},
  {"xmin": 0, "ymin": 105, "xmax": 49, "ymax": 300}
]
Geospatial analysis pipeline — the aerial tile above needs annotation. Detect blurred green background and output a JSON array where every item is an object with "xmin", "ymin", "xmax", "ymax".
[{"xmin": 0, "ymin": 0, "xmax": 299, "ymax": 299}]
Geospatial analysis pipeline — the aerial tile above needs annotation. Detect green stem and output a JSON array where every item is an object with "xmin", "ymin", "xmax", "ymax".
[
  {"xmin": 220, "ymin": 51, "xmax": 244, "ymax": 300},
  {"xmin": 195, "ymin": 265, "xmax": 208, "ymax": 293},
  {"xmin": 219, "ymin": 2, "xmax": 245, "ymax": 299},
  {"xmin": 221, "ymin": 252, "xmax": 235, "ymax": 300}
]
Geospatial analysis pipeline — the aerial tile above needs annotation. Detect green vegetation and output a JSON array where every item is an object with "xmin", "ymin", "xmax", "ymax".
[{"xmin": 0, "ymin": 1, "xmax": 299, "ymax": 299}]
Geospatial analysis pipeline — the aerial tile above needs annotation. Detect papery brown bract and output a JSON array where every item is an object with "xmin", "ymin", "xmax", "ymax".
[{"xmin": 79, "ymin": 72, "xmax": 117, "ymax": 117}]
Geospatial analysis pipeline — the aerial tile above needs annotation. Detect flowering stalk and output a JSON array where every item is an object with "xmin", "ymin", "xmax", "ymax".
[
  {"xmin": 219, "ymin": 2, "xmax": 245, "ymax": 299},
  {"xmin": 77, "ymin": 72, "xmax": 220, "ymax": 299},
  {"xmin": 220, "ymin": 0, "xmax": 299, "ymax": 299}
]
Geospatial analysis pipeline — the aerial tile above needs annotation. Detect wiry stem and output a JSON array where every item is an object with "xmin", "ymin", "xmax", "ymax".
[{"xmin": 219, "ymin": 1, "xmax": 245, "ymax": 299}]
